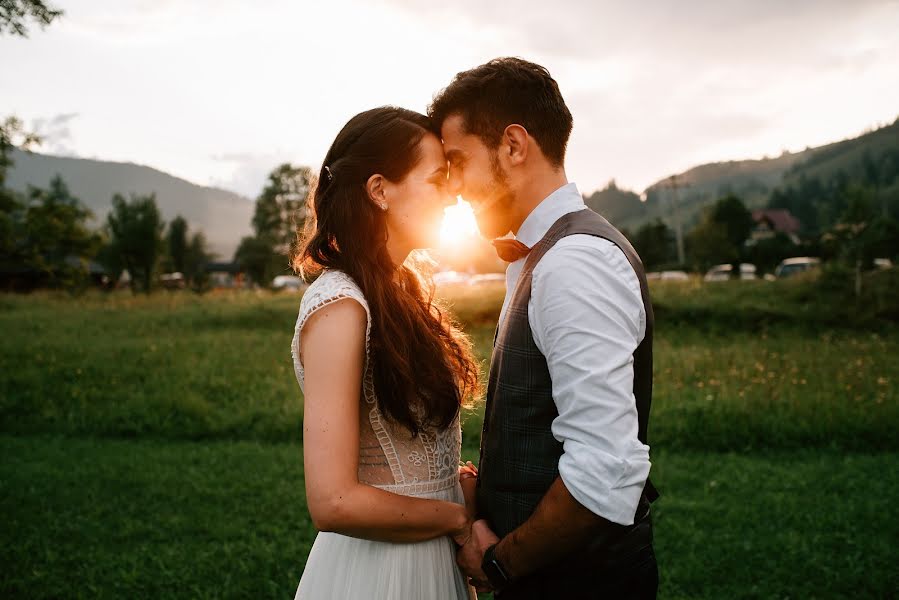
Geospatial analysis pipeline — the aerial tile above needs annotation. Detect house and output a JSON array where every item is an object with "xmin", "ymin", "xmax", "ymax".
[
  {"xmin": 751, "ymin": 209, "xmax": 801, "ymax": 244},
  {"xmin": 205, "ymin": 261, "xmax": 246, "ymax": 288}
]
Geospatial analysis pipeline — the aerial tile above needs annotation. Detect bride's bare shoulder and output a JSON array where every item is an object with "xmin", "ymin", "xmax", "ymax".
[{"xmin": 301, "ymin": 294, "xmax": 367, "ymax": 340}]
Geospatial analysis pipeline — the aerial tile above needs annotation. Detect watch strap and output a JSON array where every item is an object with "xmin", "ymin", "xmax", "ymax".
[{"xmin": 482, "ymin": 543, "xmax": 512, "ymax": 590}]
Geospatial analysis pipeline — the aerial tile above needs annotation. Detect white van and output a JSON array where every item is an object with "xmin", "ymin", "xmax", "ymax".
[{"xmin": 774, "ymin": 257, "xmax": 821, "ymax": 278}]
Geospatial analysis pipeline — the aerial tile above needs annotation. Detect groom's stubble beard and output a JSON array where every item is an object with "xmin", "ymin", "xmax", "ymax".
[{"xmin": 473, "ymin": 151, "xmax": 516, "ymax": 240}]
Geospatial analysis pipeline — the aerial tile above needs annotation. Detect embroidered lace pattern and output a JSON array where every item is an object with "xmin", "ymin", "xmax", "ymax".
[{"xmin": 291, "ymin": 270, "xmax": 461, "ymax": 495}]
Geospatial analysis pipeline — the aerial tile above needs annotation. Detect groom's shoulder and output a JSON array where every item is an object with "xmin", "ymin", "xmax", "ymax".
[
  {"xmin": 537, "ymin": 235, "xmax": 641, "ymax": 297},
  {"xmin": 541, "ymin": 234, "xmax": 631, "ymax": 274}
]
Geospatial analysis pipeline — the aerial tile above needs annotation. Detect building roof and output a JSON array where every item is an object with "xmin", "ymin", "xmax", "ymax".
[
  {"xmin": 205, "ymin": 261, "xmax": 242, "ymax": 273},
  {"xmin": 752, "ymin": 209, "xmax": 801, "ymax": 234}
]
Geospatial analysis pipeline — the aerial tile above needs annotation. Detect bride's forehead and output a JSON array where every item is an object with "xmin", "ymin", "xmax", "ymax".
[{"xmin": 417, "ymin": 133, "xmax": 447, "ymax": 162}]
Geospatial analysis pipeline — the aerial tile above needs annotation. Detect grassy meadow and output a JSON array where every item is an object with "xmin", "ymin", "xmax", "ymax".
[{"xmin": 1, "ymin": 276, "xmax": 898, "ymax": 598}]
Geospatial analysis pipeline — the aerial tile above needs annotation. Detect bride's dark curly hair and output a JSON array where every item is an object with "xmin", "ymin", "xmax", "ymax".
[{"xmin": 291, "ymin": 106, "xmax": 481, "ymax": 436}]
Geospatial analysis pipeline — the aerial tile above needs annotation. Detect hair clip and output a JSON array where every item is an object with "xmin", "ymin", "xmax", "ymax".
[{"xmin": 323, "ymin": 165, "xmax": 333, "ymax": 182}]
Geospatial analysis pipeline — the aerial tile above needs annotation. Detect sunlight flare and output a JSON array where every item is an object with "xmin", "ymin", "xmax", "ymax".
[{"xmin": 440, "ymin": 197, "xmax": 479, "ymax": 246}]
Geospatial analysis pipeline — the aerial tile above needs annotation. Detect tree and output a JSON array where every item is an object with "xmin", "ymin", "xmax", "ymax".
[
  {"xmin": 253, "ymin": 163, "xmax": 311, "ymax": 251},
  {"xmin": 237, "ymin": 163, "xmax": 311, "ymax": 286},
  {"xmin": 184, "ymin": 230, "xmax": 214, "ymax": 292},
  {"xmin": 0, "ymin": 0, "xmax": 63, "ymax": 36},
  {"xmin": 20, "ymin": 175, "xmax": 101, "ymax": 288},
  {"xmin": 1, "ymin": 174, "xmax": 100, "ymax": 290},
  {"xmin": 1, "ymin": 0, "xmax": 61, "ymax": 190},
  {"xmin": 745, "ymin": 232, "xmax": 796, "ymax": 275},
  {"xmin": 686, "ymin": 220, "xmax": 738, "ymax": 271},
  {"xmin": 821, "ymin": 185, "xmax": 899, "ymax": 270},
  {"xmin": 103, "ymin": 193, "xmax": 165, "ymax": 294},
  {"xmin": 684, "ymin": 195, "xmax": 753, "ymax": 273},
  {"xmin": 858, "ymin": 217, "xmax": 899, "ymax": 263},
  {"xmin": 165, "ymin": 215, "xmax": 188, "ymax": 273},
  {"xmin": 235, "ymin": 234, "xmax": 281, "ymax": 288},
  {"xmin": 710, "ymin": 194, "xmax": 754, "ymax": 250},
  {"xmin": 0, "ymin": 0, "xmax": 65, "ymax": 290},
  {"xmin": 0, "ymin": 116, "xmax": 41, "ymax": 187},
  {"xmin": 1, "ymin": 0, "xmax": 60, "ymax": 185},
  {"xmin": 630, "ymin": 219, "xmax": 674, "ymax": 270}
]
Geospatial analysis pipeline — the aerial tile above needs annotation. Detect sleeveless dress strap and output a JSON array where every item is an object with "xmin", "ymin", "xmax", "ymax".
[{"xmin": 290, "ymin": 270, "xmax": 405, "ymax": 485}]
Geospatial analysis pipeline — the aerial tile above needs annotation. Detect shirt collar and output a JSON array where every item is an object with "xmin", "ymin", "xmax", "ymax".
[{"xmin": 515, "ymin": 182, "xmax": 585, "ymax": 248}]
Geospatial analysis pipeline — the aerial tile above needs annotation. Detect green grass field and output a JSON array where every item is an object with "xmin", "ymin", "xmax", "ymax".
[{"xmin": 2, "ymin": 278, "xmax": 897, "ymax": 598}]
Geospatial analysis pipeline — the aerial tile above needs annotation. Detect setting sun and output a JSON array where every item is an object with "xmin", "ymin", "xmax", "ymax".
[{"xmin": 440, "ymin": 197, "xmax": 479, "ymax": 246}]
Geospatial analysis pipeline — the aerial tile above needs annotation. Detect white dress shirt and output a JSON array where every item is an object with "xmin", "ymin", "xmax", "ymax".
[{"xmin": 498, "ymin": 182, "xmax": 652, "ymax": 526}]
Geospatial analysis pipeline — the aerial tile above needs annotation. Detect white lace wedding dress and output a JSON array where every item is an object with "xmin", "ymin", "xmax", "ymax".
[{"xmin": 290, "ymin": 270, "xmax": 476, "ymax": 600}]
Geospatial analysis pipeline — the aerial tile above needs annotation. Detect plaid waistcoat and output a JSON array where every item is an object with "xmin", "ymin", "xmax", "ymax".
[{"xmin": 476, "ymin": 209, "xmax": 657, "ymax": 539}]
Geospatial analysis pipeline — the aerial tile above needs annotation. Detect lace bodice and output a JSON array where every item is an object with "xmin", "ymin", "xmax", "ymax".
[{"xmin": 291, "ymin": 270, "xmax": 461, "ymax": 495}]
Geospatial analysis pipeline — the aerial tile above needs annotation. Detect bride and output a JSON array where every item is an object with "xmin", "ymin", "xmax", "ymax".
[{"xmin": 289, "ymin": 106, "xmax": 481, "ymax": 599}]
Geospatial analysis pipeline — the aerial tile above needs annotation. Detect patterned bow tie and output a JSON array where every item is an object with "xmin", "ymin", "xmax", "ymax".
[{"xmin": 492, "ymin": 238, "xmax": 531, "ymax": 262}]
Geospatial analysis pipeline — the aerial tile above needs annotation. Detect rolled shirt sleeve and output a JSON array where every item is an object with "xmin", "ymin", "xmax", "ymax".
[{"xmin": 529, "ymin": 235, "xmax": 652, "ymax": 526}]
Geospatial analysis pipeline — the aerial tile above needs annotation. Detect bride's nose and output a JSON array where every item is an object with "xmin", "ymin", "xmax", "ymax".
[{"xmin": 447, "ymin": 172, "xmax": 463, "ymax": 197}]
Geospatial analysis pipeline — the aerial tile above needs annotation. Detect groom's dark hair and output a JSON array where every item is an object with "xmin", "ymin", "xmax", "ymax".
[{"xmin": 428, "ymin": 57, "xmax": 573, "ymax": 167}]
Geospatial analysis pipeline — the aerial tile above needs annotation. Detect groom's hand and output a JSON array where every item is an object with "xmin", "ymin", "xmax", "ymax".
[{"xmin": 456, "ymin": 519, "xmax": 498, "ymax": 590}]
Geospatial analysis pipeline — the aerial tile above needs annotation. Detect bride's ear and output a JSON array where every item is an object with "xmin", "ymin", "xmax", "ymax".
[{"xmin": 365, "ymin": 174, "xmax": 389, "ymax": 211}]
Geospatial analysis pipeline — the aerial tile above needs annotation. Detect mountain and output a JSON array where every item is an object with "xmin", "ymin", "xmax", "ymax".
[
  {"xmin": 9, "ymin": 118, "xmax": 897, "ymax": 259},
  {"xmin": 586, "ymin": 150, "xmax": 809, "ymax": 234},
  {"xmin": 585, "ymin": 118, "xmax": 899, "ymax": 234},
  {"xmin": 6, "ymin": 149, "xmax": 253, "ymax": 259},
  {"xmin": 780, "ymin": 120, "xmax": 899, "ymax": 188},
  {"xmin": 583, "ymin": 181, "xmax": 649, "ymax": 233}
]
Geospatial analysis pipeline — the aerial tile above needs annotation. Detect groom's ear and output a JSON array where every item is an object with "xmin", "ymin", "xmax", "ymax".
[{"xmin": 502, "ymin": 124, "xmax": 529, "ymax": 167}]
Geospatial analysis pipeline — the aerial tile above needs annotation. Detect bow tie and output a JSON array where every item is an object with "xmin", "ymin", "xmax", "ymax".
[{"xmin": 492, "ymin": 238, "xmax": 531, "ymax": 262}]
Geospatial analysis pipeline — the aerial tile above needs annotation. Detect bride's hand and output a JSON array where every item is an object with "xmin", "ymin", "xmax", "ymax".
[
  {"xmin": 459, "ymin": 461, "xmax": 478, "ymax": 519},
  {"xmin": 458, "ymin": 460, "xmax": 478, "ymax": 480},
  {"xmin": 451, "ymin": 510, "xmax": 473, "ymax": 547}
]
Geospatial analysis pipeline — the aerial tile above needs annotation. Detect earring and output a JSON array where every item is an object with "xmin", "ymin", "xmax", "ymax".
[{"xmin": 379, "ymin": 203, "xmax": 387, "ymax": 211}]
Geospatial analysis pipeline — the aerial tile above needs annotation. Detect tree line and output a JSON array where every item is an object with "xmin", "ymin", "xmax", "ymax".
[
  {"xmin": 0, "ymin": 1, "xmax": 221, "ymax": 294},
  {"xmin": 624, "ymin": 147, "xmax": 899, "ymax": 275},
  {"xmin": 0, "ymin": 137, "xmax": 214, "ymax": 293}
]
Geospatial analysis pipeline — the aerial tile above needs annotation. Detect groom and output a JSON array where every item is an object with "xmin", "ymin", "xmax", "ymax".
[{"xmin": 429, "ymin": 58, "xmax": 659, "ymax": 598}]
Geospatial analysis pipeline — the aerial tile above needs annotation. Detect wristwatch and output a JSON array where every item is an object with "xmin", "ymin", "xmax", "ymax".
[{"xmin": 481, "ymin": 543, "xmax": 512, "ymax": 591}]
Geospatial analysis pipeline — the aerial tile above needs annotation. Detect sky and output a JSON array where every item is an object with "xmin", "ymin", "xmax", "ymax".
[{"xmin": 2, "ymin": 0, "xmax": 898, "ymax": 200}]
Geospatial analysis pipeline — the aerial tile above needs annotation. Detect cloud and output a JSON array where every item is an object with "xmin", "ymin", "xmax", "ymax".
[
  {"xmin": 30, "ymin": 113, "xmax": 79, "ymax": 156},
  {"xmin": 6, "ymin": 1, "xmax": 897, "ymax": 197},
  {"xmin": 58, "ymin": 0, "xmax": 247, "ymax": 45},
  {"xmin": 209, "ymin": 151, "xmax": 296, "ymax": 198},
  {"xmin": 385, "ymin": 0, "xmax": 899, "ymax": 191},
  {"xmin": 385, "ymin": 0, "xmax": 894, "ymax": 61}
]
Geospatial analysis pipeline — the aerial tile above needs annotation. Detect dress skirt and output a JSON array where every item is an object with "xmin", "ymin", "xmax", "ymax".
[{"xmin": 294, "ymin": 475, "xmax": 476, "ymax": 600}]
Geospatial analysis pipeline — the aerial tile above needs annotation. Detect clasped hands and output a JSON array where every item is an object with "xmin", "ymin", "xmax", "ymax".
[{"xmin": 454, "ymin": 462, "xmax": 500, "ymax": 593}]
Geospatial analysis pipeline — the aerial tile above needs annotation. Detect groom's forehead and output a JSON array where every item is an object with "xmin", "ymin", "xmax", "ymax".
[
  {"xmin": 440, "ymin": 113, "xmax": 467, "ymax": 140},
  {"xmin": 440, "ymin": 114, "xmax": 482, "ymax": 154}
]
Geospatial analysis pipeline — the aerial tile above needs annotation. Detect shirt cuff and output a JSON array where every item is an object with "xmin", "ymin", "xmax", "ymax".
[{"xmin": 557, "ymin": 439, "xmax": 652, "ymax": 526}]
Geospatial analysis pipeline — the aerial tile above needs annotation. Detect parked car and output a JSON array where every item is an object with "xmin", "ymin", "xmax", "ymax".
[
  {"xmin": 704, "ymin": 263, "xmax": 757, "ymax": 282},
  {"xmin": 272, "ymin": 275, "xmax": 306, "ymax": 291},
  {"xmin": 647, "ymin": 270, "xmax": 690, "ymax": 281},
  {"xmin": 774, "ymin": 257, "xmax": 821, "ymax": 278},
  {"xmin": 160, "ymin": 272, "xmax": 186, "ymax": 289}
]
